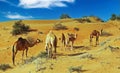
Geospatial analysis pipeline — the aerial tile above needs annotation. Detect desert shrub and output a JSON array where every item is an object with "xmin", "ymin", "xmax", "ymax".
[
  {"xmin": 53, "ymin": 22, "xmax": 68, "ymax": 30},
  {"xmin": 68, "ymin": 66, "xmax": 82, "ymax": 73},
  {"xmin": 11, "ymin": 20, "xmax": 30, "ymax": 35},
  {"xmin": 0, "ymin": 64, "xmax": 12, "ymax": 71},
  {"xmin": 24, "ymin": 52, "xmax": 47, "ymax": 64},
  {"xmin": 74, "ymin": 18, "xmax": 91, "ymax": 23},
  {"xmin": 100, "ymin": 31, "xmax": 112, "ymax": 36},
  {"xmin": 24, "ymin": 56, "xmax": 37, "ymax": 64},
  {"xmin": 108, "ymin": 45, "xmax": 119, "ymax": 52},
  {"xmin": 60, "ymin": 14, "xmax": 71, "ymax": 19},
  {"xmin": 74, "ymin": 27, "xmax": 79, "ymax": 31},
  {"xmin": 37, "ymin": 52, "xmax": 48, "ymax": 58},
  {"xmin": 110, "ymin": 14, "xmax": 120, "ymax": 20}
]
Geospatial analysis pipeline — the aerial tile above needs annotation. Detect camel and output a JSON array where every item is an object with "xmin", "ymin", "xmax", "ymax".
[
  {"xmin": 45, "ymin": 31, "xmax": 57, "ymax": 58},
  {"xmin": 58, "ymin": 33, "xmax": 66, "ymax": 51},
  {"xmin": 65, "ymin": 33, "xmax": 77, "ymax": 50},
  {"xmin": 60, "ymin": 33, "xmax": 66, "ymax": 50},
  {"xmin": 12, "ymin": 37, "xmax": 40, "ymax": 65},
  {"xmin": 90, "ymin": 30, "xmax": 100, "ymax": 46}
]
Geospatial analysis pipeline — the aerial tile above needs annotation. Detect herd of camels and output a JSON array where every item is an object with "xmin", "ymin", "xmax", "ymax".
[{"xmin": 12, "ymin": 30, "xmax": 101, "ymax": 65}]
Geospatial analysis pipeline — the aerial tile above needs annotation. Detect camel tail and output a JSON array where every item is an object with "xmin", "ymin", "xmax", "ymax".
[{"xmin": 12, "ymin": 43, "xmax": 16, "ymax": 65}]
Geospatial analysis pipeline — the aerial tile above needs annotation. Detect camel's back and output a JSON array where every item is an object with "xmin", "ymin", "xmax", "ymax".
[
  {"xmin": 46, "ymin": 32, "xmax": 56, "ymax": 44},
  {"xmin": 16, "ymin": 38, "xmax": 28, "ymax": 50}
]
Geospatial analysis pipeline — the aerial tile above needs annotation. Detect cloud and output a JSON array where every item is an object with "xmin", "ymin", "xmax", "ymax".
[
  {"xmin": 5, "ymin": 12, "xmax": 33, "ymax": 19},
  {"xmin": 18, "ymin": 0, "xmax": 75, "ymax": 8}
]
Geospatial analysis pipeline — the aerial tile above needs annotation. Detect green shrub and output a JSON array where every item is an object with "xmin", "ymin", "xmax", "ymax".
[{"xmin": 11, "ymin": 20, "xmax": 30, "ymax": 35}]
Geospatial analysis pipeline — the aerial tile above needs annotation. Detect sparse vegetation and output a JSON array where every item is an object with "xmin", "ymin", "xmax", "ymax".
[
  {"xmin": 69, "ymin": 66, "xmax": 82, "ymax": 73},
  {"xmin": 108, "ymin": 45, "xmax": 119, "ymax": 52},
  {"xmin": 75, "ymin": 18, "xmax": 91, "ymax": 23},
  {"xmin": 37, "ymin": 52, "xmax": 48, "ymax": 58},
  {"xmin": 11, "ymin": 20, "xmax": 30, "ymax": 35},
  {"xmin": 24, "ymin": 52, "xmax": 47, "ymax": 64},
  {"xmin": 75, "ymin": 16, "xmax": 104, "ymax": 23},
  {"xmin": 0, "ymin": 64, "xmax": 12, "ymax": 71},
  {"xmin": 60, "ymin": 14, "xmax": 71, "ymax": 19},
  {"xmin": 100, "ymin": 31, "xmax": 112, "ymax": 36},
  {"xmin": 53, "ymin": 22, "xmax": 68, "ymax": 30},
  {"xmin": 110, "ymin": 14, "xmax": 120, "ymax": 20},
  {"xmin": 74, "ymin": 27, "xmax": 79, "ymax": 31}
]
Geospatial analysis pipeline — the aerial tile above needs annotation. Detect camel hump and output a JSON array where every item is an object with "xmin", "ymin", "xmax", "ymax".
[
  {"xmin": 48, "ymin": 31, "xmax": 56, "ymax": 39},
  {"xmin": 18, "ymin": 37, "xmax": 23, "ymax": 41},
  {"xmin": 18, "ymin": 37, "xmax": 27, "ymax": 45}
]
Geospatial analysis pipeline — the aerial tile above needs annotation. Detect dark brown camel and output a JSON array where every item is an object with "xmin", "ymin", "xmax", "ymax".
[
  {"xmin": 12, "ymin": 37, "xmax": 40, "ymax": 65},
  {"xmin": 90, "ymin": 30, "xmax": 100, "ymax": 46}
]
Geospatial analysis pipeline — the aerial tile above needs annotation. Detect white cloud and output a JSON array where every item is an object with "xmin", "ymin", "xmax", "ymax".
[
  {"xmin": 18, "ymin": 0, "xmax": 75, "ymax": 8},
  {"xmin": 5, "ymin": 12, "xmax": 33, "ymax": 19}
]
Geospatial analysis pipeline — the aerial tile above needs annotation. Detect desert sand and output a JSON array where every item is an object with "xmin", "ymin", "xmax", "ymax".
[{"xmin": 0, "ymin": 19, "xmax": 120, "ymax": 73}]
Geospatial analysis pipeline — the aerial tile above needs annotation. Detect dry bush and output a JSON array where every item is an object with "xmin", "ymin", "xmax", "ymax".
[
  {"xmin": 11, "ymin": 20, "xmax": 30, "ymax": 35},
  {"xmin": 0, "ymin": 64, "xmax": 12, "ymax": 71},
  {"xmin": 74, "ymin": 27, "xmax": 79, "ymax": 31},
  {"xmin": 100, "ymin": 31, "xmax": 112, "ymax": 36},
  {"xmin": 68, "ymin": 65, "xmax": 82, "ymax": 73},
  {"xmin": 37, "ymin": 52, "xmax": 47, "ymax": 58},
  {"xmin": 53, "ymin": 22, "xmax": 68, "ymax": 30}
]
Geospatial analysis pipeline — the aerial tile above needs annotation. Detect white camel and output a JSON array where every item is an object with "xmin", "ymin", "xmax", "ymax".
[{"xmin": 45, "ymin": 31, "xmax": 57, "ymax": 58}]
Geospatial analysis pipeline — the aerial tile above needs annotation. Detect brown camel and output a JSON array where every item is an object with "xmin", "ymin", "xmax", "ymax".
[
  {"xmin": 45, "ymin": 31, "xmax": 57, "ymax": 58},
  {"xmin": 12, "ymin": 37, "xmax": 40, "ymax": 65},
  {"xmin": 59, "ymin": 33, "xmax": 66, "ymax": 51},
  {"xmin": 61, "ymin": 33, "xmax": 66, "ymax": 47},
  {"xmin": 90, "ymin": 30, "xmax": 100, "ymax": 46},
  {"xmin": 66, "ymin": 33, "xmax": 77, "ymax": 50}
]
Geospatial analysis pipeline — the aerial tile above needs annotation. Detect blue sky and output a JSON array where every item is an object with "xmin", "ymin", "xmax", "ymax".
[{"xmin": 0, "ymin": 0, "xmax": 120, "ymax": 22}]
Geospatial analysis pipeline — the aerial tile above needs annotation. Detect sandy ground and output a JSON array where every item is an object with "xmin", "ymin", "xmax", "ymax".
[{"xmin": 0, "ymin": 19, "xmax": 120, "ymax": 73}]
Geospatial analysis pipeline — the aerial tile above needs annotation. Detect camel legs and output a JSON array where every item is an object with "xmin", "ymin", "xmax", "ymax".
[
  {"xmin": 26, "ymin": 48, "xmax": 28, "ymax": 57},
  {"xmin": 47, "ymin": 48, "xmax": 52, "ymax": 58},
  {"xmin": 47, "ymin": 44, "xmax": 52, "ymax": 58},
  {"xmin": 22, "ymin": 50, "xmax": 24, "ymax": 63},
  {"xmin": 96, "ymin": 36, "xmax": 99, "ymax": 45},
  {"xmin": 61, "ymin": 40, "xmax": 65, "ymax": 51},
  {"xmin": 13, "ymin": 50, "xmax": 18, "ymax": 65},
  {"xmin": 90, "ymin": 37, "xmax": 92, "ymax": 46},
  {"xmin": 71, "ymin": 41, "xmax": 74, "ymax": 50}
]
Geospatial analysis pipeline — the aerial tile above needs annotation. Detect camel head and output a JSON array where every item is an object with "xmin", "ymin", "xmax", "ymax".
[
  {"xmin": 68, "ymin": 33, "xmax": 77, "ymax": 39},
  {"xmin": 36, "ymin": 39, "xmax": 42, "ymax": 43}
]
